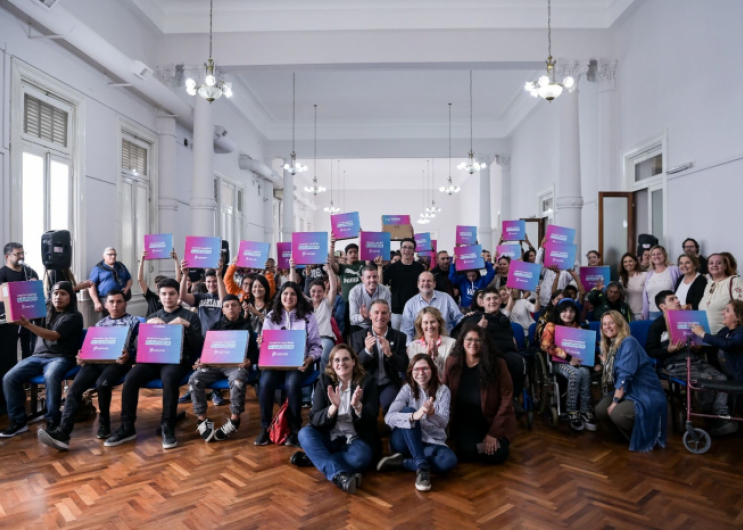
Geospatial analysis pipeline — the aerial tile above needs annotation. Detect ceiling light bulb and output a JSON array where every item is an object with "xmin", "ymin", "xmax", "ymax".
[
  {"xmin": 186, "ymin": 78, "xmax": 196, "ymax": 89},
  {"xmin": 223, "ymin": 82, "xmax": 233, "ymax": 98},
  {"xmin": 563, "ymin": 76, "xmax": 574, "ymax": 88},
  {"xmin": 186, "ymin": 86, "xmax": 197, "ymax": 96},
  {"xmin": 538, "ymin": 75, "xmax": 550, "ymax": 87},
  {"xmin": 205, "ymin": 74, "xmax": 216, "ymax": 86}
]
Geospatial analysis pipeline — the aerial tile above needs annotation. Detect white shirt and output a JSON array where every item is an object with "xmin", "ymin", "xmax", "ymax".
[
  {"xmin": 329, "ymin": 382, "xmax": 358, "ymax": 443},
  {"xmin": 646, "ymin": 268, "xmax": 673, "ymax": 312},
  {"xmin": 675, "ymin": 273, "xmax": 698, "ymax": 307}
]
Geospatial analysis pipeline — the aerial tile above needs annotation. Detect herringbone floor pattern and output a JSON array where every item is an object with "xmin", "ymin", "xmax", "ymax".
[{"xmin": 1, "ymin": 387, "xmax": 742, "ymax": 529}]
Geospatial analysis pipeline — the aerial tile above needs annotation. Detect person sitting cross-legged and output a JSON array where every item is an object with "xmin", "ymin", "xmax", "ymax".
[
  {"xmin": 37, "ymin": 289, "xmax": 139, "ymax": 450},
  {"xmin": 190, "ymin": 294, "xmax": 259, "ymax": 442},
  {"xmin": 289, "ymin": 344, "xmax": 380, "ymax": 494},
  {"xmin": 378, "ymin": 353, "xmax": 457, "ymax": 492}
]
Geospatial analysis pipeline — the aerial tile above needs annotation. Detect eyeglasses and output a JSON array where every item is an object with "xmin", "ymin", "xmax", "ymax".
[
  {"xmin": 10, "ymin": 252, "xmax": 25, "ymax": 257},
  {"xmin": 683, "ymin": 246, "xmax": 697, "ymax": 250},
  {"xmin": 412, "ymin": 367, "xmax": 431, "ymax": 373},
  {"xmin": 333, "ymin": 357, "xmax": 352, "ymax": 364}
]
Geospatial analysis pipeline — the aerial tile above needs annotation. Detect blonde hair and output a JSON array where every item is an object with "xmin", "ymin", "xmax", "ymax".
[
  {"xmin": 599, "ymin": 310, "xmax": 631, "ymax": 358},
  {"xmin": 413, "ymin": 307, "xmax": 447, "ymax": 340},
  {"xmin": 650, "ymin": 245, "xmax": 670, "ymax": 269}
]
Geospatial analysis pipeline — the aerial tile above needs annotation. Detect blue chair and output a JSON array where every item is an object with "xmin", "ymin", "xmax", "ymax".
[
  {"xmin": 527, "ymin": 323, "xmax": 538, "ymax": 349},
  {"xmin": 277, "ymin": 370, "xmax": 320, "ymax": 391},
  {"xmin": 629, "ymin": 320, "xmax": 653, "ymax": 350},
  {"xmin": 205, "ymin": 369, "xmax": 260, "ymax": 390},
  {"xmin": 511, "ymin": 323, "xmax": 526, "ymax": 351},
  {"xmin": 137, "ymin": 316, "xmax": 146, "ymax": 324}
]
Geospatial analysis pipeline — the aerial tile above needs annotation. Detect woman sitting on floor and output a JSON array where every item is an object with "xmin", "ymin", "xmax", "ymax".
[
  {"xmin": 290, "ymin": 344, "xmax": 379, "ymax": 494},
  {"xmin": 378, "ymin": 353, "xmax": 457, "ymax": 491}
]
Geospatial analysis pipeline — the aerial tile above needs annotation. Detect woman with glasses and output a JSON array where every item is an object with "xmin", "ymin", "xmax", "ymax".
[
  {"xmin": 378, "ymin": 354, "xmax": 457, "ymax": 491},
  {"xmin": 699, "ymin": 253, "xmax": 743, "ymax": 333},
  {"xmin": 442, "ymin": 324, "xmax": 516, "ymax": 465},
  {"xmin": 290, "ymin": 345, "xmax": 379, "ymax": 495}
]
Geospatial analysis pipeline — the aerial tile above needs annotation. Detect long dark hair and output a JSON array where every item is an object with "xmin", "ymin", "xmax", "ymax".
[
  {"xmin": 47, "ymin": 281, "xmax": 78, "ymax": 325},
  {"xmin": 269, "ymin": 281, "xmax": 313, "ymax": 324},
  {"xmin": 470, "ymin": 289, "xmax": 485, "ymax": 312},
  {"xmin": 618, "ymin": 252, "xmax": 640, "ymax": 287},
  {"xmin": 248, "ymin": 274, "xmax": 271, "ymax": 306},
  {"xmin": 451, "ymin": 324, "xmax": 502, "ymax": 386},
  {"xmin": 552, "ymin": 298, "xmax": 580, "ymax": 327},
  {"xmin": 406, "ymin": 353, "xmax": 441, "ymax": 401}
]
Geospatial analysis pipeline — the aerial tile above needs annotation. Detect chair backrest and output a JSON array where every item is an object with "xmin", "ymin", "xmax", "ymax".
[
  {"xmin": 527, "ymin": 322, "xmax": 537, "ymax": 348},
  {"xmin": 630, "ymin": 320, "xmax": 654, "ymax": 349},
  {"xmin": 587, "ymin": 321, "xmax": 602, "ymax": 357},
  {"xmin": 511, "ymin": 322, "xmax": 526, "ymax": 350},
  {"xmin": 137, "ymin": 316, "xmax": 146, "ymax": 323}
]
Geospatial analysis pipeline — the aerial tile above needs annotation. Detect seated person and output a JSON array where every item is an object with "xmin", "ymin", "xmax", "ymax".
[
  {"xmin": 350, "ymin": 299, "xmax": 409, "ymax": 412},
  {"xmin": 290, "ymin": 344, "xmax": 380, "ymax": 494},
  {"xmin": 540, "ymin": 298, "xmax": 597, "ymax": 431},
  {"xmin": 406, "ymin": 307, "xmax": 456, "ymax": 377},
  {"xmin": 378, "ymin": 353, "xmax": 457, "ymax": 491},
  {"xmin": 348, "ymin": 264, "xmax": 391, "ymax": 332},
  {"xmin": 442, "ymin": 325, "xmax": 516, "ymax": 464},
  {"xmin": 448, "ymin": 257, "xmax": 496, "ymax": 309},
  {"xmin": 401, "ymin": 272, "xmax": 463, "ymax": 345},
  {"xmin": 453, "ymin": 287, "xmax": 525, "ymax": 413},
  {"xmin": 1, "ymin": 281, "xmax": 83, "ymax": 437},
  {"xmin": 692, "ymin": 300, "xmax": 743, "ymax": 382},
  {"xmin": 105, "ymin": 279, "xmax": 203, "ymax": 450},
  {"xmin": 595, "ymin": 311, "xmax": 667, "ymax": 451},
  {"xmin": 137, "ymin": 248, "xmax": 181, "ymax": 315},
  {"xmin": 190, "ymin": 295, "xmax": 259, "ymax": 442},
  {"xmin": 37, "ymin": 290, "xmax": 139, "ymax": 450},
  {"xmin": 499, "ymin": 287, "xmax": 540, "ymax": 335},
  {"xmin": 586, "ymin": 279, "xmax": 631, "ymax": 322},
  {"xmin": 647, "ymin": 291, "xmax": 737, "ymax": 436}
]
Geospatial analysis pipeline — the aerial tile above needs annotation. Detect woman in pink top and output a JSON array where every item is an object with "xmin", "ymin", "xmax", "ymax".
[{"xmin": 619, "ymin": 253, "xmax": 647, "ymax": 320}]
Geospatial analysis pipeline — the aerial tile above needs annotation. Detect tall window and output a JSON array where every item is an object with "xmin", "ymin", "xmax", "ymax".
[
  {"xmin": 624, "ymin": 138, "xmax": 666, "ymax": 242},
  {"xmin": 120, "ymin": 133, "xmax": 151, "ymax": 293},
  {"xmin": 215, "ymin": 174, "xmax": 244, "ymax": 256},
  {"xmin": 21, "ymin": 90, "xmax": 73, "ymax": 274}
]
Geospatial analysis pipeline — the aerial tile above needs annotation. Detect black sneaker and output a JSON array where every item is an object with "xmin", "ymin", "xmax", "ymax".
[
  {"xmin": 97, "ymin": 418, "xmax": 111, "ymax": 440},
  {"xmin": 212, "ymin": 419, "xmax": 239, "ymax": 442},
  {"xmin": 332, "ymin": 471, "xmax": 357, "ymax": 494},
  {"xmin": 284, "ymin": 433, "xmax": 300, "ymax": 448},
  {"xmin": 104, "ymin": 424, "xmax": 137, "ymax": 447},
  {"xmin": 46, "ymin": 420, "xmax": 58, "ymax": 433},
  {"xmin": 711, "ymin": 420, "xmax": 739, "ymax": 437},
  {"xmin": 38, "ymin": 428, "xmax": 70, "ymax": 451},
  {"xmin": 178, "ymin": 391, "xmax": 192, "ymax": 404},
  {"xmin": 513, "ymin": 398, "xmax": 526, "ymax": 416},
  {"xmin": 162, "ymin": 423, "xmax": 178, "ymax": 449},
  {"xmin": 376, "ymin": 453, "xmax": 405, "ymax": 472},
  {"xmin": 254, "ymin": 427, "xmax": 271, "ymax": 446},
  {"xmin": 567, "ymin": 411, "xmax": 585, "ymax": 431},
  {"xmin": 197, "ymin": 418, "xmax": 215, "ymax": 442},
  {"xmin": 290, "ymin": 451, "xmax": 313, "ymax": 467},
  {"xmin": 580, "ymin": 411, "xmax": 597, "ymax": 432},
  {"xmin": 415, "ymin": 468, "xmax": 432, "ymax": 491},
  {"xmin": 211, "ymin": 391, "xmax": 226, "ymax": 406},
  {"xmin": 0, "ymin": 421, "xmax": 29, "ymax": 438}
]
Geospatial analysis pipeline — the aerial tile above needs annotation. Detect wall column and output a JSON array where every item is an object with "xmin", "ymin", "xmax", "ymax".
[
  {"xmin": 496, "ymin": 154, "xmax": 511, "ymax": 232},
  {"xmin": 190, "ymin": 97, "xmax": 216, "ymax": 236},
  {"xmin": 597, "ymin": 59, "xmax": 619, "ymax": 191},
  {"xmin": 476, "ymin": 155, "xmax": 494, "ymax": 252},
  {"xmin": 281, "ymin": 167, "xmax": 294, "ymax": 242},
  {"xmin": 156, "ymin": 112, "xmax": 178, "ymax": 276}
]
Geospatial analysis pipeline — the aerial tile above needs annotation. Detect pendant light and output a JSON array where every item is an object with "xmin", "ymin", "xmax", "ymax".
[
  {"xmin": 425, "ymin": 160, "xmax": 442, "ymax": 215},
  {"xmin": 458, "ymin": 71, "xmax": 486, "ymax": 174},
  {"xmin": 305, "ymin": 104, "xmax": 326, "ymax": 195},
  {"xmin": 440, "ymin": 103, "xmax": 460, "ymax": 194},
  {"xmin": 323, "ymin": 156, "xmax": 340, "ymax": 213},
  {"xmin": 185, "ymin": 0, "xmax": 233, "ymax": 102},
  {"xmin": 283, "ymin": 73, "xmax": 307, "ymax": 175}
]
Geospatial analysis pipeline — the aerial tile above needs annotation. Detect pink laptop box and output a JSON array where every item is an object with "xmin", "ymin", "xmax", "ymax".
[
  {"xmin": 137, "ymin": 324, "xmax": 184, "ymax": 364},
  {"xmin": 201, "ymin": 330, "xmax": 250, "ymax": 366},
  {"xmin": 259, "ymin": 329, "xmax": 306, "ymax": 370}
]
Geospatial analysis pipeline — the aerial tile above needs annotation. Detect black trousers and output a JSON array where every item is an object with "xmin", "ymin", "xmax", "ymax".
[
  {"xmin": 454, "ymin": 426, "xmax": 510, "ymax": 465},
  {"xmin": 120, "ymin": 362, "xmax": 189, "ymax": 427},
  {"xmin": 502, "ymin": 350, "xmax": 525, "ymax": 400},
  {"xmin": 59, "ymin": 363, "xmax": 132, "ymax": 434}
]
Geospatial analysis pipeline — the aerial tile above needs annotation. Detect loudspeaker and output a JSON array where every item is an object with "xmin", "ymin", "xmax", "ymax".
[
  {"xmin": 637, "ymin": 234, "xmax": 659, "ymax": 258},
  {"xmin": 41, "ymin": 230, "xmax": 72, "ymax": 269},
  {"xmin": 221, "ymin": 240, "xmax": 230, "ymax": 277}
]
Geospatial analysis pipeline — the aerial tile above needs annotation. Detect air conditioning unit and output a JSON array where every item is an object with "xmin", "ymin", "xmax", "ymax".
[
  {"xmin": 131, "ymin": 60, "xmax": 153, "ymax": 80},
  {"xmin": 36, "ymin": 0, "xmax": 59, "ymax": 9}
]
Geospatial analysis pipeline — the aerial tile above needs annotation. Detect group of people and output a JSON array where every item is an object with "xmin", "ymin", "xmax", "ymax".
[{"xmin": 0, "ymin": 230, "xmax": 741, "ymax": 494}]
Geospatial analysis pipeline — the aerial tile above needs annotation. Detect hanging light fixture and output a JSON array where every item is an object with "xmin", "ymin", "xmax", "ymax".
[
  {"xmin": 283, "ymin": 73, "xmax": 308, "ymax": 175},
  {"xmin": 425, "ymin": 160, "xmax": 442, "ymax": 216},
  {"xmin": 323, "ymin": 157, "xmax": 340, "ymax": 213},
  {"xmin": 440, "ymin": 103, "xmax": 460, "ymax": 194},
  {"xmin": 524, "ymin": 0, "xmax": 574, "ymax": 101},
  {"xmin": 305, "ymin": 104, "xmax": 326, "ymax": 195},
  {"xmin": 418, "ymin": 168, "xmax": 432, "ymax": 224},
  {"xmin": 458, "ymin": 71, "xmax": 486, "ymax": 175},
  {"xmin": 185, "ymin": 0, "xmax": 233, "ymax": 102}
]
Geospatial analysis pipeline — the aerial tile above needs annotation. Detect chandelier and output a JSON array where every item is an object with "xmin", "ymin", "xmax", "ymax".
[
  {"xmin": 304, "ymin": 104, "xmax": 326, "ymax": 195},
  {"xmin": 458, "ymin": 71, "xmax": 485, "ymax": 175},
  {"xmin": 323, "ymin": 157, "xmax": 340, "ymax": 213},
  {"xmin": 185, "ymin": 0, "xmax": 233, "ymax": 102},
  {"xmin": 418, "ymin": 163, "xmax": 440, "ymax": 224},
  {"xmin": 524, "ymin": 0, "xmax": 574, "ymax": 101},
  {"xmin": 440, "ymin": 103, "xmax": 460, "ymax": 194},
  {"xmin": 283, "ymin": 73, "xmax": 307, "ymax": 175}
]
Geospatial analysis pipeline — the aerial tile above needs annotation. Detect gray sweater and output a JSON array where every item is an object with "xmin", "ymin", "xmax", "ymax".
[{"xmin": 385, "ymin": 383, "xmax": 451, "ymax": 446}]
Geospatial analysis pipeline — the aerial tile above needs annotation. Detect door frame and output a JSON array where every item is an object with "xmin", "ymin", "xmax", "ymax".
[{"xmin": 598, "ymin": 191, "xmax": 635, "ymax": 258}]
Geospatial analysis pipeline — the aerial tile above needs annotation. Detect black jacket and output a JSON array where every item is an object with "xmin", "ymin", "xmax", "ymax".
[
  {"xmin": 430, "ymin": 265, "xmax": 454, "ymax": 296},
  {"xmin": 309, "ymin": 373, "xmax": 381, "ymax": 461},
  {"xmin": 645, "ymin": 314, "xmax": 699, "ymax": 366},
  {"xmin": 209, "ymin": 315, "xmax": 259, "ymax": 366},
  {"xmin": 350, "ymin": 327, "xmax": 409, "ymax": 388},
  {"xmin": 675, "ymin": 274, "xmax": 708, "ymax": 310},
  {"xmin": 453, "ymin": 312, "xmax": 517, "ymax": 354}
]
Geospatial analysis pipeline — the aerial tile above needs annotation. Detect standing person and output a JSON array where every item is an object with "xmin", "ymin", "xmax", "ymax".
[
  {"xmin": 37, "ymin": 290, "xmax": 139, "ymax": 450},
  {"xmin": 244, "ymin": 275, "xmax": 271, "ymax": 335},
  {"xmin": 290, "ymin": 345, "xmax": 379, "ymax": 494},
  {"xmin": 379, "ymin": 354, "xmax": 457, "ymax": 491},
  {"xmin": 595, "ymin": 311, "xmax": 667, "ymax": 452},
  {"xmin": 675, "ymin": 254, "xmax": 707, "ymax": 310},
  {"xmin": 501, "ymin": 287, "xmax": 540, "ymax": 336},
  {"xmin": 105, "ymin": 279, "xmax": 202, "ymax": 449},
  {"xmin": 406, "ymin": 307, "xmax": 457, "ymax": 376},
  {"xmin": 586, "ymin": 279, "xmax": 631, "ymax": 322},
  {"xmin": 223, "ymin": 256, "xmax": 254, "ymax": 303},
  {"xmin": 535, "ymin": 237, "xmax": 577, "ymax": 308},
  {"xmin": 641, "ymin": 245, "xmax": 681, "ymax": 321},
  {"xmin": 348, "ymin": 263, "xmax": 390, "ymax": 334},
  {"xmin": 448, "ymin": 256, "xmax": 496, "ymax": 309},
  {"xmin": 699, "ymin": 253, "xmax": 743, "ymax": 334},
  {"xmin": 0, "ymin": 242, "xmax": 40, "ymax": 361},
  {"xmin": 255, "ymin": 282, "xmax": 323, "ymax": 448},
  {"xmin": 189, "ymin": 295, "xmax": 259, "ymax": 442},
  {"xmin": 639, "ymin": 249, "xmax": 652, "ymax": 272},
  {"xmin": 1, "ymin": 281, "xmax": 83, "ymax": 437},
  {"xmin": 384, "ymin": 238, "xmax": 426, "ymax": 330},
  {"xmin": 400, "ymin": 272, "xmax": 462, "ymax": 345},
  {"xmin": 619, "ymin": 253, "xmax": 647, "ymax": 321},
  {"xmin": 481, "ymin": 250, "xmax": 492, "ymax": 264},
  {"xmin": 682, "ymin": 238, "xmax": 708, "ymax": 275},
  {"xmin": 349, "ymin": 300, "xmax": 409, "ymax": 412},
  {"xmin": 442, "ymin": 325, "xmax": 516, "ymax": 465},
  {"xmin": 430, "ymin": 251, "xmax": 454, "ymax": 296},
  {"xmin": 137, "ymin": 248, "xmax": 181, "ymax": 316},
  {"xmin": 488, "ymin": 256, "xmax": 512, "ymax": 290},
  {"xmin": 586, "ymin": 250, "xmax": 602, "ymax": 266},
  {"xmin": 330, "ymin": 236, "xmax": 366, "ymax": 335},
  {"xmin": 88, "ymin": 247, "xmax": 133, "ymax": 316}
]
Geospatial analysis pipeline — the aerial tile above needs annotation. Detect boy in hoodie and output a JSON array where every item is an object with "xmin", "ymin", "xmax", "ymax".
[{"xmin": 448, "ymin": 256, "xmax": 496, "ymax": 308}]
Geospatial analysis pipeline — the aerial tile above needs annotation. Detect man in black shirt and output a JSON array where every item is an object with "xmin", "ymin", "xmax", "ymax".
[
  {"xmin": 383, "ymin": 238, "xmax": 426, "ymax": 330},
  {"xmin": 430, "ymin": 250, "xmax": 454, "ymax": 296},
  {"xmin": 0, "ymin": 242, "xmax": 40, "ymax": 361},
  {"xmin": 137, "ymin": 248, "xmax": 182, "ymax": 316},
  {"xmin": 1, "ymin": 281, "xmax": 83, "ymax": 438},
  {"xmin": 105, "ymin": 279, "xmax": 203, "ymax": 450}
]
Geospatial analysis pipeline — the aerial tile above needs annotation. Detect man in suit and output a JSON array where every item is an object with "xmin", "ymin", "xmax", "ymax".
[{"xmin": 350, "ymin": 299, "xmax": 409, "ymax": 412}]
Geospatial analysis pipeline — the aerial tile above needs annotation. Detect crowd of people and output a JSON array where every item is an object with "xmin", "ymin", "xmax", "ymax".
[{"xmin": 0, "ymin": 230, "xmax": 742, "ymax": 494}]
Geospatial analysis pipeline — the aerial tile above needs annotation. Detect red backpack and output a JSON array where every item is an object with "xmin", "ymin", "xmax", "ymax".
[{"xmin": 268, "ymin": 399, "xmax": 291, "ymax": 445}]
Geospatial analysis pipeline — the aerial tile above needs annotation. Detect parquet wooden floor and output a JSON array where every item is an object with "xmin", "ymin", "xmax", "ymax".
[{"xmin": 1, "ymin": 387, "xmax": 742, "ymax": 530}]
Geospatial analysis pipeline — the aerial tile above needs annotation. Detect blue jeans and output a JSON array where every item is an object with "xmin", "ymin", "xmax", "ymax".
[
  {"xmin": 389, "ymin": 407, "xmax": 457, "ymax": 474},
  {"xmin": 319, "ymin": 337, "xmax": 336, "ymax": 374},
  {"xmin": 3, "ymin": 355, "xmax": 76, "ymax": 424},
  {"xmin": 553, "ymin": 362, "xmax": 591, "ymax": 413},
  {"xmin": 298, "ymin": 425, "xmax": 373, "ymax": 481}
]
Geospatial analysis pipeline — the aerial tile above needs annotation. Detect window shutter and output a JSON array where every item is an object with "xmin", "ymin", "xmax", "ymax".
[
  {"xmin": 214, "ymin": 178, "xmax": 219, "ymax": 201},
  {"xmin": 121, "ymin": 139, "xmax": 148, "ymax": 175},
  {"xmin": 237, "ymin": 189, "xmax": 243, "ymax": 213},
  {"xmin": 24, "ymin": 94, "xmax": 68, "ymax": 147}
]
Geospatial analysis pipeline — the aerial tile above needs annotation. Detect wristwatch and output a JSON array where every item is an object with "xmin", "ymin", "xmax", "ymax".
[{"xmin": 612, "ymin": 397, "xmax": 621, "ymax": 404}]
